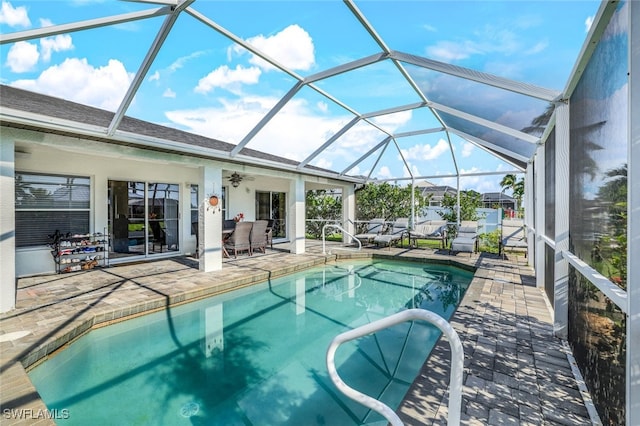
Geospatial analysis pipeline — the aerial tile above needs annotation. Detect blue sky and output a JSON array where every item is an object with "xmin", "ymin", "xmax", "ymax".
[{"xmin": 0, "ymin": 0, "xmax": 601, "ymax": 194}]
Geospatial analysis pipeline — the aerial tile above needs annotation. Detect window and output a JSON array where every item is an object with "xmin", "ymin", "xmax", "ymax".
[
  {"xmin": 15, "ymin": 173, "xmax": 90, "ymax": 247},
  {"xmin": 190, "ymin": 184, "xmax": 198, "ymax": 235}
]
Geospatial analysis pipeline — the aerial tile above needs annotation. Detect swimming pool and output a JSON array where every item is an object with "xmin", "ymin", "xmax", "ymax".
[{"xmin": 28, "ymin": 259, "xmax": 473, "ymax": 425}]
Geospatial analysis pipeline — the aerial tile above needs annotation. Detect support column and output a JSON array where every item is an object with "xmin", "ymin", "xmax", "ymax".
[
  {"xmin": 0, "ymin": 138, "xmax": 16, "ymax": 313},
  {"xmin": 627, "ymin": 1, "xmax": 639, "ymax": 422},
  {"xmin": 554, "ymin": 100, "xmax": 570, "ymax": 339},
  {"xmin": 342, "ymin": 183, "xmax": 356, "ymax": 243},
  {"xmin": 525, "ymin": 161, "xmax": 535, "ymax": 267},
  {"xmin": 534, "ymin": 143, "xmax": 546, "ymax": 287},
  {"xmin": 289, "ymin": 177, "xmax": 306, "ymax": 254},
  {"xmin": 199, "ymin": 165, "xmax": 223, "ymax": 272}
]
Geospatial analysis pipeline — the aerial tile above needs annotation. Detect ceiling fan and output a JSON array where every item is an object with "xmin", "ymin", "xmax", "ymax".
[{"xmin": 225, "ymin": 172, "xmax": 254, "ymax": 188}]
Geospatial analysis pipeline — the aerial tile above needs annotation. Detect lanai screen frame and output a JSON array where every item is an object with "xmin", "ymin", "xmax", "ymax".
[{"xmin": 0, "ymin": 0, "xmax": 556, "ymax": 189}]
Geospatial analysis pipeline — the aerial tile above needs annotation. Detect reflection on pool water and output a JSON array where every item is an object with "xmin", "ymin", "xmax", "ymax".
[{"xmin": 28, "ymin": 260, "xmax": 473, "ymax": 425}]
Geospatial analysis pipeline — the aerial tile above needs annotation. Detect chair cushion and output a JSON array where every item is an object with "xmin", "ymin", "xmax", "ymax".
[
  {"xmin": 452, "ymin": 237, "xmax": 475, "ymax": 252},
  {"xmin": 458, "ymin": 226, "xmax": 476, "ymax": 234},
  {"xmin": 412, "ymin": 224, "xmax": 442, "ymax": 237}
]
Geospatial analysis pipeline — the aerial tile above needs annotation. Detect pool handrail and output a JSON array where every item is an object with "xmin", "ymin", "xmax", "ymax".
[
  {"xmin": 326, "ymin": 308, "xmax": 463, "ymax": 426},
  {"xmin": 321, "ymin": 223, "xmax": 361, "ymax": 254}
]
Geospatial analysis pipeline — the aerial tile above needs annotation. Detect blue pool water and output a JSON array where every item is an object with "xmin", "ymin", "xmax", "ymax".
[{"xmin": 28, "ymin": 260, "xmax": 472, "ymax": 425}]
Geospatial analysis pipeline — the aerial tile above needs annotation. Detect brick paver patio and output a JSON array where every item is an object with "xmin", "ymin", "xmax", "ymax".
[{"xmin": 0, "ymin": 243, "xmax": 593, "ymax": 425}]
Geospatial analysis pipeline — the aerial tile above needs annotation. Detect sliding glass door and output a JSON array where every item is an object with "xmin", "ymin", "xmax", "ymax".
[
  {"xmin": 256, "ymin": 191, "xmax": 286, "ymax": 240},
  {"xmin": 108, "ymin": 180, "xmax": 180, "ymax": 259}
]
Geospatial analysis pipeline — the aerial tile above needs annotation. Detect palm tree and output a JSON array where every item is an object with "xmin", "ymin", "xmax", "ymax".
[
  {"xmin": 499, "ymin": 174, "xmax": 517, "ymax": 192},
  {"xmin": 500, "ymin": 174, "xmax": 524, "ymax": 210}
]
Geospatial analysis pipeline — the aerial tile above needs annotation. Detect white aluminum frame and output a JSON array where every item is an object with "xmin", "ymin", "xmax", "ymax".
[{"xmin": 627, "ymin": 1, "xmax": 639, "ymax": 423}]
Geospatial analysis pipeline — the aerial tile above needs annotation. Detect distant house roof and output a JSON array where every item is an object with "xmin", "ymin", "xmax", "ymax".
[
  {"xmin": 418, "ymin": 185, "xmax": 458, "ymax": 198},
  {"xmin": 482, "ymin": 192, "xmax": 516, "ymax": 203}
]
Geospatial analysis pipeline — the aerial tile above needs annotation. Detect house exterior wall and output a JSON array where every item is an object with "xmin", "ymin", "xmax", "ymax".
[
  {"xmin": 3, "ymin": 126, "xmax": 353, "ymax": 305},
  {"xmin": 12, "ymin": 134, "xmax": 202, "ymax": 277},
  {"xmin": 0, "ymin": 137, "xmax": 16, "ymax": 312}
]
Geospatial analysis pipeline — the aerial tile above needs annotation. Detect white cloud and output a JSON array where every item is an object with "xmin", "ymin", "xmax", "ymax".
[
  {"xmin": 195, "ymin": 64, "xmax": 261, "ymax": 95},
  {"xmin": 349, "ymin": 165, "xmax": 361, "ymax": 176},
  {"xmin": 437, "ymin": 165, "xmax": 514, "ymax": 194},
  {"xmin": 163, "ymin": 88, "xmax": 176, "ymax": 98},
  {"xmin": 401, "ymin": 139, "xmax": 450, "ymax": 161},
  {"xmin": 426, "ymin": 22, "xmax": 547, "ymax": 63},
  {"xmin": 148, "ymin": 51, "xmax": 206, "ymax": 84},
  {"xmin": 11, "ymin": 58, "xmax": 133, "ymax": 111},
  {"xmin": 40, "ymin": 34, "xmax": 73, "ymax": 62},
  {"xmin": 426, "ymin": 40, "xmax": 480, "ymax": 62},
  {"xmin": 585, "ymin": 16, "xmax": 594, "ymax": 33},
  {"xmin": 168, "ymin": 51, "xmax": 206, "ymax": 73},
  {"xmin": 6, "ymin": 41, "xmax": 39, "ymax": 72},
  {"xmin": 423, "ymin": 24, "xmax": 437, "ymax": 33},
  {"xmin": 165, "ymin": 95, "xmax": 351, "ymax": 162},
  {"xmin": 406, "ymin": 164, "xmax": 421, "ymax": 178},
  {"xmin": 232, "ymin": 24, "xmax": 315, "ymax": 71},
  {"xmin": 0, "ymin": 1, "xmax": 30, "ymax": 27},
  {"xmin": 461, "ymin": 142, "xmax": 474, "ymax": 157},
  {"xmin": 316, "ymin": 101, "xmax": 328, "ymax": 113},
  {"xmin": 314, "ymin": 158, "xmax": 332, "ymax": 169},
  {"xmin": 525, "ymin": 40, "xmax": 548, "ymax": 55},
  {"xmin": 377, "ymin": 166, "xmax": 392, "ymax": 179},
  {"xmin": 371, "ymin": 110, "xmax": 412, "ymax": 130}
]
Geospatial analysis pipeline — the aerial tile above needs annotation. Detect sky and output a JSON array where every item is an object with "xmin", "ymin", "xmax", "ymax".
[{"xmin": 0, "ymin": 0, "xmax": 601, "ymax": 195}]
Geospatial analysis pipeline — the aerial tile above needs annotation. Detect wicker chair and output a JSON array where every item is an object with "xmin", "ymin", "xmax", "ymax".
[
  {"xmin": 224, "ymin": 221, "xmax": 252, "ymax": 258},
  {"xmin": 250, "ymin": 220, "xmax": 269, "ymax": 255}
]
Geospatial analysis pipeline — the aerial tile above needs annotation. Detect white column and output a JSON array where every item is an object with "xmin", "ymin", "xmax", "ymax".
[
  {"xmin": 288, "ymin": 176, "xmax": 306, "ymax": 254},
  {"xmin": 534, "ymin": 143, "xmax": 546, "ymax": 287},
  {"xmin": 342, "ymin": 183, "xmax": 356, "ymax": 243},
  {"xmin": 627, "ymin": 1, "xmax": 639, "ymax": 422},
  {"xmin": 0, "ymin": 138, "xmax": 16, "ymax": 312},
  {"xmin": 199, "ymin": 165, "xmax": 223, "ymax": 272},
  {"xmin": 525, "ymin": 161, "xmax": 535, "ymax": 267},
  {"xmin": 554, "ymin": 100, "xmax": 570, "ymax": 339}
]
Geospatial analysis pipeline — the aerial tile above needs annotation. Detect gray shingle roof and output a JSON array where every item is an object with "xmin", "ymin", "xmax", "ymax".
[{"xmin": 0, "ymin": 84, "xmax": 335, "ymax": 175}]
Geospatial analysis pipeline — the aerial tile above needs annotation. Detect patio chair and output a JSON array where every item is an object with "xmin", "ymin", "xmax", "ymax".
[
  {"xmin": 354, "ymin": 218, "xmax": 385, "ymax": 245},
  {"xmin": 450, "ymin": 221, "xmax": 478, "ymax": 256},
  {"xmin": 500, "ymin": 219, "xmax": 528, "ymax": 258},
  {"xmin": 374, "ymin": 218, "xmax": 409, "ymax": 249},
  {"xmin": 408, "ymin": 220, "xmax": 448, "ymax": 249},
  {"xmin": 149, "ymin": 220, "xmax": 167, "ymax": 253},
  {"xmin": 224, "ymin": 221, "xmax": 252, "ymax": 258},
  {"xmin": 250, "ymin": 220, "xmax": 269, "ymax": 255}
]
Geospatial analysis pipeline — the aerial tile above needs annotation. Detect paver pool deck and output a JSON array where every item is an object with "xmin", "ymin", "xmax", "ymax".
[{"xmin": 0, "ymin": 243, "xmax": 593, "ymax": 425}]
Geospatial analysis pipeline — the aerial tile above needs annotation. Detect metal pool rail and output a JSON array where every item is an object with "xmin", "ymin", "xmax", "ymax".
[
  {"xmin": 322, "ymin": 223, "xmax": 361, "ymax": 254},
  {"xmin": 326, "ymin": 308, "xmax": 463, "ymax": 426}
]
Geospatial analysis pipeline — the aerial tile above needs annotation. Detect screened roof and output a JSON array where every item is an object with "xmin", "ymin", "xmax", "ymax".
[{"xmin": 0, "ymin": 0, "xmax": 601, "ymax": 190}]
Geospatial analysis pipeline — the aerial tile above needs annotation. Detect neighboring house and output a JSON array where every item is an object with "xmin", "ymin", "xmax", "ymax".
[
  {"xmin": 416, "ymin": 181, "xmax": 458, "ymax": 206},
  {"xmin": 1, "ymin": 85, "xmax": 356, "ymax": 311},
  {"xmin": 482, "ymin": 192, "xmax": 517, "ymax": 211}
]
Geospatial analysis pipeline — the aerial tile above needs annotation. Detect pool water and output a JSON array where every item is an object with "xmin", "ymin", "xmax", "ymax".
[{"xmin": 28, "ymin": 260, "xmax": 472, "ymax": 425}]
